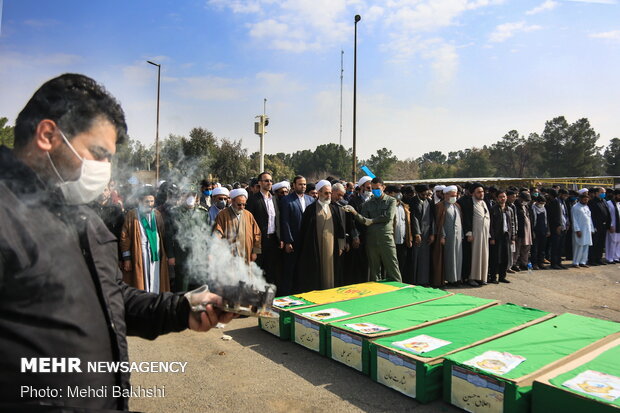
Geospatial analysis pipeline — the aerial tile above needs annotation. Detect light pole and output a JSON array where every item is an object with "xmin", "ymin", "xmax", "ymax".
[
  {"xmin": 352, "ymin": 14, "xmax": 361, "ymax": 183},
  {"xmin": 146, "ymin": 60, "xmax": 161, "ymax": 183},
  {"xmin": 254, "ymin": 99, "xmax": 268, "ymax": 172}
]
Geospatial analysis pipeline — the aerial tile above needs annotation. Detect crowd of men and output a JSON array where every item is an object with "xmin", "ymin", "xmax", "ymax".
[{"xmin": 95, "ymin": 173, "xmax": 620, "ymax": 295}]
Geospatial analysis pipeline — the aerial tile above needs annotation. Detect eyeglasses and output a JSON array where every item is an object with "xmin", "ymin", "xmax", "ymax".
[{"xmin": 261, "ymin": 179, "xmax": 273, "ymax": 183}]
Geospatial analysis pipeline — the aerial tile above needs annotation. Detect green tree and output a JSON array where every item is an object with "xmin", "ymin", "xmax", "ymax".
[
  {"xmin": 419, "ymin": 151, "xmax": 447, "ymax": 164},
  {"xmin": 489, "ymin": 130, "xmax": 543, "ymax": 177},
  {"xmin": 455, "ymin": 148, "xmax": 495, "ymax": 177},
  {"xmin": 385, "ymin": 158, "xmax": 419, "ymax": 181},
  {"xmin": 211, "ymin": 138, "xmax": 250, "ymax": 183},
  {"xmin": 248, "ymin": 152, "xmax": 295, "ymax": 182},
  {"xmin": 365, "ymin": 147, "xmax": 398, "ymax": 178},
  {"xmin": 539, "ymin": 116, "xmax": 602, "ymax": 177},
  {"xmin": 604, "ymin": 138, "xmax": 620, "ymax": 176},
  {"xmin": 0, "ymin": 117, "xmax": 14, "ymax": 148}
]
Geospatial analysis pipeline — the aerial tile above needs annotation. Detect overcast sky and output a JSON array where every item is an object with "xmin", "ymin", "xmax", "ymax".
[{"xmin": 1, "ymin": 0, "xmax": 619, "ymax": 160}]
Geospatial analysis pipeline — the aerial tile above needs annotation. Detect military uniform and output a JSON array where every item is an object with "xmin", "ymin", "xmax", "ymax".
[{"xmin": 354, "ymin": 194, "xmax": 402, "ymax": 282}]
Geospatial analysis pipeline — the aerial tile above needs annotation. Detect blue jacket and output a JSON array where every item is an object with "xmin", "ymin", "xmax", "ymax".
[{"xmin": 280, "ymin": 192, "xmax": 315, "ymax": 244}]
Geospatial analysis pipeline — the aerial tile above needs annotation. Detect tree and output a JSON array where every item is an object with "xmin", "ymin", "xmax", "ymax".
[
  {"xmin": 385, "ymin": 158, "xmax": 419, "ymax": 181},
  {"xmin": 211, "ymin": 138, "xmax": 250, "ymax": 183},
  {"xmin": 419, "ymin": 151, "xmax": 447, "ymax": 164},
  {"xmin": 366, "ymin": 147, "xmax": 398, "ymax": 178},
  {"xmin": 489, "ymin": 130, "xmax": 542, "ymax": 177},
  {"xmin": 539, "ymin": 116, "xmax": 602, "ymax": 177},
  {"xmin": 312, "ymin": 143, "xmax": 350, "ymax": 179},
  {"xmin": 455, "ymin": 148, "xmax": 495, "ymax": 178},
  {"xmin": 604, "ymin": 138, "xmax": 620, "ymax": 176},
  {"xmin": 248, "ymin": 152, "xmax": 295, "ymax": 182},
  {"xmin": 0, "ymin": 117, "xmax": 14, "ymax": 148}
]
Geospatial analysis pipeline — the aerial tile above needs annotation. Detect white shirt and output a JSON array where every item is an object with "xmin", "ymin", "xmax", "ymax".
[
  {"xmin": 262, "ymin": 192, "xmax": 276, "ymax": 234},
  {"xmin": 297, "ymin": 193, "xmax": 306, "ymax": 212}
]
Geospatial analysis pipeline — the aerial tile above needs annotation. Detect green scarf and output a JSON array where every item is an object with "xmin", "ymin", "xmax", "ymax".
[{"xmin": 140, "ymin": 211, "xmax": 159, "ymax": 262}]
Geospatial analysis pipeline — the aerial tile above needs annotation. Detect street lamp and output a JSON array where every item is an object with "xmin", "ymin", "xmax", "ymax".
[
  {"xmin": 352, "ymin": 14, "xmax": 361, "ymax": 183},
  {"xmin": 146, "ymin": 60, "xmax": 161, "ymax": 184}
]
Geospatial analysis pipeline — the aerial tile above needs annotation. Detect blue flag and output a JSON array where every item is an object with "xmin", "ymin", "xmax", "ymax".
[{"xmin": 360, "ymin": 165, "xmax": 376, "ymax": 179}]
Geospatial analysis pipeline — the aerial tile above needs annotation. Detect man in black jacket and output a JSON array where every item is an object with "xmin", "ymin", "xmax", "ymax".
[
  {"xmin": 545, "ymin": 189, "xmax": 570, "ymax": 269},
  {"xmin": 0, "ymin": 74, "xmax": 234, "ymax": 411},
  {"xmin": 588, "ymin": 187, "xmax": 611, "ymax": 266},
  {"xmin": 246, "ymin": 171, "xmax": 283, "ymax": 289}
]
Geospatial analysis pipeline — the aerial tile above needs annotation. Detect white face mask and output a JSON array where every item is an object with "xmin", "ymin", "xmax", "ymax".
[
  {"xmin": 48, "ymin": 130, "xmax": 111, "ymax": 205},
  {"xmin": 185, "ymin": 195, "xmax": 196, "ymax": 207},
  {"xmin": 448, "ymin": 196, "xmax": 457, "ymax": 204}
]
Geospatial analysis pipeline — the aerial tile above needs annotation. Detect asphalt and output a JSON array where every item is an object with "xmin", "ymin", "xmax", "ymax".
[{"xmin": 127, "ymin": 262, "xmax": 620, "ymax": 412}]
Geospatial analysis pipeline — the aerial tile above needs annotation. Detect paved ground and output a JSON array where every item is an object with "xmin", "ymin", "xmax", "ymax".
[{"xmin": 128, "ymin": 262, "xmax": 619, "ymax": 412}]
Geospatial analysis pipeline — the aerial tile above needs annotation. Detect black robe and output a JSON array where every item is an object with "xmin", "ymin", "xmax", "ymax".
[{"xmin": 294, "ymin": 201, "xmax": 346, "ymax": 293}]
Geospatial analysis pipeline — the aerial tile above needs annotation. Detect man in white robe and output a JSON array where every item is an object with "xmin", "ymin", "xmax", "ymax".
[{"xmin": 571, "ymin": 193, "xmax": 594, "ymax": 267}]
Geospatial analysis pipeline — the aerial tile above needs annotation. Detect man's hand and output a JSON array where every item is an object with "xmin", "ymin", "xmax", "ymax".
[
  {"xmin": 122, "ymin": 260, "xmax": 132, "ymax": 272},
  {"xmin": 285, "ymin": 243, "xmax": 294, "ymax": 253},
  {"xmin": 352, "ymin": 238, "xmax": 361, "ymax": 249},
  {"xmin": 168, "ymin": 257, "xmax": 176, "ymax": 266},
  {"xmin": 414, "ymin": 234, "xmax": 421, "ymax": 247},
  {"xmin": 467, "ymin": 235, "xmax": 473, "ymax": 243},
  {"xmin": 339, "ymin": 249, "xmax": 343, "ymax": 256},
  {"xmin": 440, "ymin": 237, "xmax": 446, "ymax": 246},
  {"xmin": 490, "ymin": 239, "xmax": 496, "ymax": 245},
  {"xmin": 576, "ymin": 231, "xmax": 582, "ymax": 238},
  {"xmin": 343, "ymin": 205, "xmax": 357, "ymax": 215},
  {"xmin": 279, "ymin": 241, "xmax": 284, "ymax": 249},
  {"xmin": 556, "ymin": 227, "xmax": 562, "ymax": 235},
  {"xmin": 251, "ymin": 253, "xmax": 257, "ymax": 262},
  {"xmin": 406, "ymin": 239, "xmax": 413, "ymax": 248},
  {"xmin": 428, "ymin": 234, "xmax": 435, "ymax": 244},
  {"xmin": 186, "ymin": 289, "xmax": 236, "ymax": 332}
]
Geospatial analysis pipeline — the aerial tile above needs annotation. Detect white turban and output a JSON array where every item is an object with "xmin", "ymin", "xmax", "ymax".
[
  {"xmin": 212, "ymin": 187, "xmax": 230, "ymax": 197},
  {"xmin": 316, "ymin": 180, "xmax": 332, "ymax": 192},
  {"xmin": 229, "ymin": 188, "xmax": 248, "ymax": 200},
  {"xmin": 357, "ymin": 176, "xmax": 372, "ymax": 188},
  {"xmin": 577, "ymin": 188, "xmax": 588, "ymax": 195},
  {"xmin": 443, "ymin": 185, "xmax": 458, "ymax": 193},
  {"xmin": 273, "ymin": 181, "xmax": 290, "ymax": 191},
  {"xmin": 434, "ymin": 185, "xmax": 446, "ymax": 192}
]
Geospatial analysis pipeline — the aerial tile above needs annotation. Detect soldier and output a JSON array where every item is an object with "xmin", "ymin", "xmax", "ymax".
[{"xmin": 344, "ymin": 177, "xmax": 402, "ymax": 282}]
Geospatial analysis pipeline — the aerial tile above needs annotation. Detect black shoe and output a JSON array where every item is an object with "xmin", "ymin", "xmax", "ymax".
[
  {"xmin": 579, "ymin": 264, "xmax": 589, "ymax": 268},
  {"xmin": 532, "ymin": 265, "xmax": 540, "ymax": 270},
  {"xmin": 499, "ymin": 278, "xmax": 511, "ymax": 283},
  {"xmin": 571, "ymin": 264, "xmax": 580, "ymax": 268},
  {"xmin": 588, "ymin": 262, "xmax": 600, "ymax": 266},
  {"xmin": 599, "ymin": 260, "xmax": 608, "ymax": 265},
  {"xmin": 519, "ymin": 265, "xmax": 528, "ymax": 271},
  {"xmin": 511, "ymin": 266, "xmax": 521, "ymax": 272},
  {"xmin": 559, "ymin": 265, "xmax": 569, "ymax": 270},
  {"xmin": 489, "ymin": 278, "xmax": 498, "ymax": 284},
  {"xmin": 467, "ymin": 280, "xmax": 480, "ymax": 287},
  {"xmin": 478, "ymin": 281, "xmax": 488, "ymax": 285},
  {"xmin": 550, "ymin": 265, "xmax": 563, "ymax": 270}
]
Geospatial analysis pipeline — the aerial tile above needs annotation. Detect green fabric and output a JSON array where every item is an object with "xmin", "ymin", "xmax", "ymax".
[
  {"xmin": 329, "ymin": 293, "xmax": 494, "ymax": 335},
  {"xmin": 533, "ymin": 381, "xmax": 619, "ymax": 413},
  {"xmin": 291, "ymin": 286, "xmax": 450, "ymax": 324},
  {"xmin": 445, "ymin": 313, "xmax": 620, "ymax": 380},
  {"xmin": 370, "ymin": 304, "xmax": 548, "ymax": 403},
  {"xmin": 368, "ymin": 304, "xmax": 550, "ymax": 404},
  {"xmin": 373, "ymin": 304, "xmax": 550, "ymax": 359},
  {"xmin": 546, "ymin": 343, "xmax": 620, "ymax": 407},
  {"xmin": 140, "ymin": 211, "xmax": 159, "ymax": 261}
]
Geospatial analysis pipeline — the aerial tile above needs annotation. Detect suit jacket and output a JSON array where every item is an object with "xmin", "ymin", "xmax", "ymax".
[
  {"xmin": 546, "ymin": 198, "xmax": 567, "ymax": 231},
  {"xmin": 246, "ymin": 191, "xmax": 281, "ymax": 240},
  {"xmin": 589, "ymin": 197, "xmax": 611, "ymax": 231},
  {"xmin": 280, "ymin": 192, "xmax": 315, "ymax": 244},
  {"xmin": 490, "ymin": 204, "xmax": 515, "ymax": 241}
]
